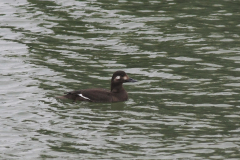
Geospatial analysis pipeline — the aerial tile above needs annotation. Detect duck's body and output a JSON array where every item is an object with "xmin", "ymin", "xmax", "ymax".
[
  {"xmin": 57, "ymin": 71, "xmax": 137, "ymax": 103},
  {"xmin": 61, "ymin": 88, "xmax": 128, "ymax": 102}
]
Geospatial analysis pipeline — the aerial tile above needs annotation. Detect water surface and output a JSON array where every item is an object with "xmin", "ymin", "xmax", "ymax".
[{"xmin": 1, "ymin": 0, "xmax": 240, "ymax": 159}]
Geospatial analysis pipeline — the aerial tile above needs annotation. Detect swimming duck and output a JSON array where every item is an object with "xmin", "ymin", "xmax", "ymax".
[{"xmin": 57, "ymin": 71, "xmax": 137, "ymax": 102}]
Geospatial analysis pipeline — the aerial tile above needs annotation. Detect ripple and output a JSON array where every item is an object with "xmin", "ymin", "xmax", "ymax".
[{"xmin": 1, "ymin": 0, "xmax": 240, "ymax": 159}]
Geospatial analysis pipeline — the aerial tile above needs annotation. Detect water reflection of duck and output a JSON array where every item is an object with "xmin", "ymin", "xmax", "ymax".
[{"xmin": 57, "ymin": 71, "xmax": 137, "ymax": 102}]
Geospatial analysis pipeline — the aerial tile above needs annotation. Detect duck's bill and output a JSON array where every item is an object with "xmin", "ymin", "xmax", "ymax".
[{"xmin": 124, "ymin": 78, "xmax": 138, "ymax": 83}]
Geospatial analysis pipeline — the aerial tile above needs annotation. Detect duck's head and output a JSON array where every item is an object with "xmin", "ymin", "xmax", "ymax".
[{"xmin": 111, "ymin": 71, "xmax": 137, "ymax": 84}]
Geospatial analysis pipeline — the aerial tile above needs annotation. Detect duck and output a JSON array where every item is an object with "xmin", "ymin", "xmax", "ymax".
[{"xmin": 57, "ymin": 71, "xmax": 137, "ymax": 102}]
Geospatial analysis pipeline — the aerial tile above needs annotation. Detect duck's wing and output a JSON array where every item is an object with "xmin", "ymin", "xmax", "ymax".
[{"xmin": 58, "ymin": 89, "xmax": 112, "ymax": 102}]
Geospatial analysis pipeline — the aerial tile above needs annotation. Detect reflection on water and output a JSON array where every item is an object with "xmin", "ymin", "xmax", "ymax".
[{"xmin": 1, "ymin": 0, "xmax": 240, "ymax": 159}]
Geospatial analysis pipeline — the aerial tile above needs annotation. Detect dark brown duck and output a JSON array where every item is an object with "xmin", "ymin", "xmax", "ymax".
[{"xmin": 57, "ymin": 71, "xmax": 137, "ymax": 102}]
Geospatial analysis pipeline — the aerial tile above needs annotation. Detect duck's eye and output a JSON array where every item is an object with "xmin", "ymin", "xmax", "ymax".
[{"xmin": 115, "ymin": 76, "xmax": 121, "ymax": 80}]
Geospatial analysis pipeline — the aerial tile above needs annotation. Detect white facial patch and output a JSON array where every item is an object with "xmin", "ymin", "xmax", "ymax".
[
  {"xmin": 78, "ymin": 94, "xmax": 90, "ymax": 100},
  {"xmin": 123, "ymin": 76, "xmax": 128, "ymax": 80},
  {"xmin": 115, "ymin": 76, "xmax": 120, "ymax": 80}
]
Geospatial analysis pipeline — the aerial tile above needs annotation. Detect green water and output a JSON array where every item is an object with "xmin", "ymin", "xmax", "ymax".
[{"xmin": 1, "ymin": 0, "xmax": 240, "ymax": 159}]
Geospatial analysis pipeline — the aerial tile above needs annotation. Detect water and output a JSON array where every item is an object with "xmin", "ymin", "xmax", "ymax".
[{"xmin": 1, "ymin": 0, "xmax": 240, "ymax": 159}]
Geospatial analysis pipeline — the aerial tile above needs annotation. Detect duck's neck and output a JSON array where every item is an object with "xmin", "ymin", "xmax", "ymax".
[{"xmin": 111, "ymin": 83, "xmax": 125, "ymax": 93}]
